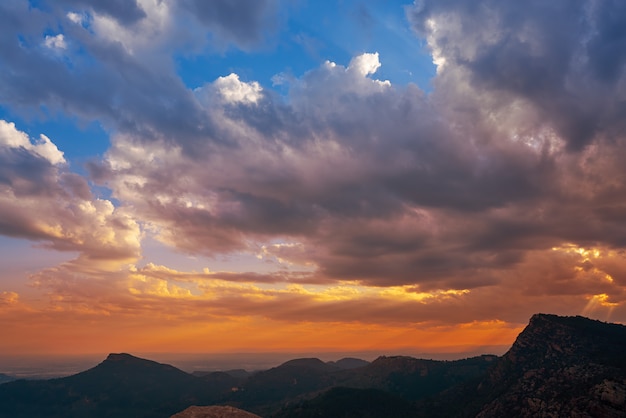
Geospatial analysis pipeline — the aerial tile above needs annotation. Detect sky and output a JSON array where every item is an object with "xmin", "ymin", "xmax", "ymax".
[{"xmin": 1, "ymin": 0, "xmax": 626, "ymax": 359}]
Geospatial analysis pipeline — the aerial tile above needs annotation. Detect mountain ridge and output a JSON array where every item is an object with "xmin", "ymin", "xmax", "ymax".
[{"xmin": 1, "ymin": 313, "xmax": 625, "ymax": 418}]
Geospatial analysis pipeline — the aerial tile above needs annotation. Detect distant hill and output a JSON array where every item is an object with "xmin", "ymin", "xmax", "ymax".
[
  {"xmin": 265, "ymin": 354, "xmax": 497, "ymax": 417},
  {"xmin": 327, "ymin": 357, "xmax": 370, "ymax": 370},
  {"xmin": 229, "ymin": 357, "xmax": 342, "ymax": 414},
  {"xmin": 1, "ymin": 314, "xmax": 625, "ymax": 418},
  {"xmin": 338, "ymin": 354, "xmax": 498, "ymax": 401},
  {"xmin": 0, "ymin": 353, "xmax": 232, "ymax": 418}
]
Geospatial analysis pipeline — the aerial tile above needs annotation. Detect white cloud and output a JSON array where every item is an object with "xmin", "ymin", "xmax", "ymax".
[
  {"xmin": 89, "ymin": 0, "xmax": 172, "ymax": 56},
  {"xmin": 0, "ymin": 120, "xmax": 65, "ymax": 165},
  {"xmin": 348, "ymin": 52, "xmax": 382, "ymax": 77},
  {"xmin": 213, "ymin": 73, "xmax": 263, "ymax": 104},
  {"xmin": 35, "ymin": 134, "xmax": 66, "ymax": 165},
  {"xmin": 43, "ymin": 34, "xmax": 67, "ymax": 50},
  {"xmin": 0, "ymin": 120, "xmax": 141, "ymax": 267},
  {"xmin": 67, "ymin": 11, "xmax": 87, "ymax": 25}
]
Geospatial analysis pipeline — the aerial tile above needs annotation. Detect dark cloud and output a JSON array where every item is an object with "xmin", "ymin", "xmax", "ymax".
[
  {"xmin": 179, "ymin": 0, "xmax": 280, "ymax": 49},
  {"xmin": 407, "ymin": 0, "xmax": 626, "ymax": 151},
  {"xmin": 0, "ymin": 18, "xmax": 211, "ymax": 143},
  {"xmin": 587, "ymin": 0, "xmax": 626, "ymax": 83},
  {"xmin": 95, "ymin": 51, "xmax": 587, "ymax": 291}
]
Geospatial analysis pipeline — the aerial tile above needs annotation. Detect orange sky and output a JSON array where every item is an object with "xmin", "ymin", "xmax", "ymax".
[
  {"xmin": 1, "ymin": 244, "xmax": 618, "ymax": 356},
  {"xmin": 2, "ymin": 0, "xmax": 626, "ymax": 359}
]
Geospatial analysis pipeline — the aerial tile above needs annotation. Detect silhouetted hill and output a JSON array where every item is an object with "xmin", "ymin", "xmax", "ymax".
[
  {"xmin": 416, "ymin": 314, "xmax": 626, "ymax": 417},
  {"xmin": 340, "ymin": 354, "xmax": 498, "ymax": 401},
  {"xmin": 267, "ymin": 354, "xmax": 498, "ymax": 417},
  {"xmin": 230, "ymin": 357, "xmax": 342, "ymax": 414},
  {"xmin": 2, "ymin": 314, "xmax": 625, "ymax": 417},
  {"xmin": 0, "ymin": 353, "xmax": 228, "ymax": 418},
  {"xmin": 327, "ymin": 357, "xmax": 370, "ymax": 370}
]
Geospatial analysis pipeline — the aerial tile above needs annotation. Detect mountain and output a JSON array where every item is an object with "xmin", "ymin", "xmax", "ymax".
[
  {"xmin": 266, "ymin": 354, "xmax": 498, "ymax": 417},
  {"xmin": 339, "ymin": 354, "xmax": 498, "ymax": 401},
  {"xmin": 416, "ymin": 314, "xmax": 626, "ymax": 417},
  {"xmin": 0, "ymin": 353, "xmax": 230, "ymax": 418},
  {"xmin": 473, "ymin": 314, "xmax": 626, "ymax": 417},
  {"xmin": 230, "ymin": 353, "xmax": 498, "ymax": 415},
  {"xmin": 271, "ymin": 314, "xmax": 626, "ymax": 417},
  {"xmin": 2, "ymin": 314, "xmax": 625, "ymax": 418}
]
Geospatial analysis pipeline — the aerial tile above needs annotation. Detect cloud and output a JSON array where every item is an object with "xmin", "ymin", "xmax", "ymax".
[
  {"xmin": 0, "ymin": 0, "xmax": 277, "ymax": 144},
  {"xmin": 60, "ymin": 0, "xmax": 147, "ymax": 25},
  {"xmin": 26, "ymin": 251, "xmax": 623, "ymax": 328},
  {"xmin": 178, "ymin": 0, "xmax": 281, "ymax": 49},
  {"xmin": 0, "ymin": 120, "xmax": 141, "ymax": 265},
  {"xmin": 347, "ymin": 52, "xmax": 384, "ymax": 77},
  {"xmin": 0, "ymin": 120, "xmax": 65, "ymax": 165},
  {"xmin": 208, "ymin": 73, "xmax": 264, "ymax": 105},
  {"xmin": 43, "ymin": 34, "xmax": 67, "ymax": 50},
  {"xmin": 406, "ymin": 0, "xmax": 626, "ymax": 151},
  {"xmin": 2, "ymin": 0, "xmax": 626, "ymax": 343},
  {"xmin": 92, "ymin": 53, "xmax": 557, "ymax": 291},
  {"xmin": 0, "ymin": 291, "xmax": 19, "ymax": 306}
]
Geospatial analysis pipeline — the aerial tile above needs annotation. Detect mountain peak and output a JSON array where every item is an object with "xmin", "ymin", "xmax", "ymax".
[
  {"xmin": 510, "ymin": 313, "xmax": 626, "ymax": 362},
  {"xmin": 100, "ymin": 352, "xmax": 168, "ymax": 369},
  {"xmin": 105, "ymin": 352, "xmax": 140, "ymax": 362},
  {"xmin": 465, "ymin": 313, "xmax": 626, "ymax": 417}
]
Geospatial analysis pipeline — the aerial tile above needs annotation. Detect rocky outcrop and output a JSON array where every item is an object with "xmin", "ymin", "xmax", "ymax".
[
  {"xmin": 170, "ymin": 405, "xmax": 261, "ymax": 418},
  {"xmin": 472, "ymin": 314, "xmax": 626, "ymax": 417}
]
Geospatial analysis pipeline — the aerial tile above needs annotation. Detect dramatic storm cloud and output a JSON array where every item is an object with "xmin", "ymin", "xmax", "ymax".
[{"xmin": 1, "ymin": 0, "xmax": 626, "ymax": 356}]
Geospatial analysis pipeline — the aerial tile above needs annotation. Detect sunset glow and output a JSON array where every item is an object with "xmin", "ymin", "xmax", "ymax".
[{"xmin": 2, "ymin": 0, "xmax": 626, "ymax": 361}]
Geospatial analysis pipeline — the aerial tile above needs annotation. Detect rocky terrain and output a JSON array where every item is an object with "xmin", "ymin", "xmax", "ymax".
[
  {"xmin": 170, "ymin": 405, "xmax": 260, "ymax": 418},
  {"xmin": 473, "ymin": 314, "xmax": 626, "ymax": 417},
  {"xmin": 413, "ymin": 314, "xmax": 626, "ymax": 417}
]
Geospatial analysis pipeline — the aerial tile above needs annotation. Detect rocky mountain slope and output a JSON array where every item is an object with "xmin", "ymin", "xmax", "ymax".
[
  {"xmin": 415, "ymin": 314, "xmax": 626, "ymax": 417},
  {"xmin": 270, "ymin": 314, "xmax": 626, "ymax": 417},
  {"xmin": 474, "ymin": 314, "xmax": 626, "ymax": 417}
]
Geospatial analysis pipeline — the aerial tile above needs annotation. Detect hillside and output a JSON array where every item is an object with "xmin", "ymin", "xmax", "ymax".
[{"xmin": 415, "ymin": 314, "xmax": 626, "ymax": 417}]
